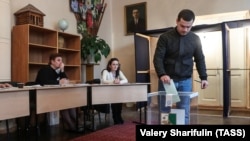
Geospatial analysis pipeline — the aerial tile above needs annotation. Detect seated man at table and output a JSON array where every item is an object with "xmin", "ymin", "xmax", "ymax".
[
  {"xmin": 35, "ymin": 53, "xmax": 82, "ymax": 132},
  {"xmin": 0, "ymin": 83, "xmax": 12, "ymax": 88}
]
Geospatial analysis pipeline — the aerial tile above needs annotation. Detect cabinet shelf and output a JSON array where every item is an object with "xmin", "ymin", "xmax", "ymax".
[
  {"xmin": 29, "ymin": 62, "xmax": 48, "ymax": 65},
  {"xmin": 12, "ymin": 24, "xmax": 81, "ymax": 83},
  {"xmin": 65, "ymin": 65, "xmax": 81, "ymax": 67},
  {"xmin": 29, "ymin": 43, "xmax": 57, "ymax": 49},
  {"xmin": 59, "ymin": 48, "xmax": 80, "ymax": 52}
]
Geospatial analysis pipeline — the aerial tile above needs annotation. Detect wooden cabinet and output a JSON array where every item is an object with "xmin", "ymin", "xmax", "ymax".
[
  {"xmin": 57, "ymin": 32, "xmax": 81, "ymax": 83},
  {"xmin": 11, "ymin": 24, "xmax": 81, "ymax": 83}
]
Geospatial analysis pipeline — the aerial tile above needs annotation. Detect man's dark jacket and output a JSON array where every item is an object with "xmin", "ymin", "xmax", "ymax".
[{"xmin": 153, "ymin": 28, "xmax": 207, "ymax": 81}]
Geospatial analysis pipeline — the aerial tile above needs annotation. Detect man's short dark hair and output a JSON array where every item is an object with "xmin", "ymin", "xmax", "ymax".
[
  {"xmin": 177, "ymin": 9, "xmax": 195, "ymax": 22},
  {"xmin": 48, "ymin": 53, "xmax": 63, "ymax": 64}
]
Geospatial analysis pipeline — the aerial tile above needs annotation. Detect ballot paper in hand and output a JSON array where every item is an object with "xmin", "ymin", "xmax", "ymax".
[{"xmin": 163, "ymin": 79, "xmax": 180, "ymax": 104}]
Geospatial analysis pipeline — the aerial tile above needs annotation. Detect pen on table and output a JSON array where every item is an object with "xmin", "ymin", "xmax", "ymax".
[{"xmin": 194, "ymin": 80, "xmax": 201, "ymax": 83}]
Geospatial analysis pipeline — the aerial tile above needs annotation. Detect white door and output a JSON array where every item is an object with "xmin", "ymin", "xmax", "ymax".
[
  {"xmin": 194, "ymin": 11, "xmax": 250, "ymax": 108},
  {"xmin": 229, "ymin": 28, "xmax": 247, "ymax": 107},
  {"xmin": 194, "ymin": 28, "xmax": 249, "ymax": 108},
  {"xmin": 194, "ymin": 31, "xmax": 223, "ymax": 106}
]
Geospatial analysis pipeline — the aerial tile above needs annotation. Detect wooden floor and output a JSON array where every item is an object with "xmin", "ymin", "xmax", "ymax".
[{"xmin": 1, "ymin": 104, "xmax": 250, "ymax": 141}]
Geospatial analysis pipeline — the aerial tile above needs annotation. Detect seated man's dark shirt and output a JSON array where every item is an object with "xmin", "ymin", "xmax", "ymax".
[{"xmin": 35, "ymin": 65, "xmax": 67, "ymax": 86}]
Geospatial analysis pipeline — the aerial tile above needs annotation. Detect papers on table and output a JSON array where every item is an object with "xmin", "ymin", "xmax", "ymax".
[
  {"xmin": 0, "ymin": 87, "xmax": 20, "ymax": 91},
  {"xmin": 44, "ymin": 83, "xmax": 90, "ymax": 87},
  {"xmin": 72, "ymin": 83, "xmax": 90, "ymax": 86},
  {"xmin": 0, "ymin": 87, "xmax": 15, "ymax": 90},
  {"xmin": 43, "ymin": 85, "xmax": 60, "ymax": 87},
  {"xmin": 24, "ymin": 85, "xmax": 42, "ymax": 88}
]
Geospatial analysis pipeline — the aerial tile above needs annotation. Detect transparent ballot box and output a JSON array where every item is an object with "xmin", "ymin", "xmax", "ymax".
[{"xmin": 146, "ymin": 91, "xmax": 198, "ymax": 125}]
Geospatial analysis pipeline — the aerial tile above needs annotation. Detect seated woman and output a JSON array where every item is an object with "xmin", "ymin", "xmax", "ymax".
[
  {"xmin": 35, "ymin": 53, "xmax": 82, "ymax": 132},
  {"xmin": 101, "ymin": 58, "xmax": 128, "ymax": 124}
]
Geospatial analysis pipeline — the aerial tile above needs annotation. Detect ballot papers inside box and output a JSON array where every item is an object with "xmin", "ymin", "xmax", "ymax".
[{"xmin": 146, "ymin": 91, "xmax": 198, "ymax": 125}]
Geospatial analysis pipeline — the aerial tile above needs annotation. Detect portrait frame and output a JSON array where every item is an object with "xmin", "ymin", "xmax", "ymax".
[{"xmin": 125, "ymin": 2, "xmax": 147, "ymax": 35}]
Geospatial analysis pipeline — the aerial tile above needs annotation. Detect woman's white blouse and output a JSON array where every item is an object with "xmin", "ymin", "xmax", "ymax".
[{"xmin": 101, "ymin": 70, "xmax": 128, "ymax": 84}]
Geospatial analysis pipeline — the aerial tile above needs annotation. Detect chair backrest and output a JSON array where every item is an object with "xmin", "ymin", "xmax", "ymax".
[
  {"xmin": 86, "ymin": 79, "xmax": 101, "ymax": 84},
  {"xmin": 25, "ymin": 81, "xmax": 37, "ymax": 86}
]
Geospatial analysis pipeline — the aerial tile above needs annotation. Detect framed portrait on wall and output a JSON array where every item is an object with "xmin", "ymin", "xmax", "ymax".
[{"xmin": 125, "ymin": 2, "xmax": 147, "ymax": 35}]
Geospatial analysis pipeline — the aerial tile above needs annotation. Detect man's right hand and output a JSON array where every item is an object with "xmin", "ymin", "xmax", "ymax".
[
  {"xmin": 160, "ymin": 75, "xmax": 171, "ymax": 84},
  {"xmin": 59, "ymin": 78, "xmax": 69, "ymax": 85},
  {"xmin": 60, "ymin": 63, "xmax": 65, "ymax": 72}
]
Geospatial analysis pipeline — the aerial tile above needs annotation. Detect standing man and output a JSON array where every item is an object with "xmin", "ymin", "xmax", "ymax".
[
  {"xmin": 127, "ymin": 8, "xmax": 146, "ymax": 33},
  {"xmin": 153, "ymin": 9, "xmax": 209, "ymax": 124}
]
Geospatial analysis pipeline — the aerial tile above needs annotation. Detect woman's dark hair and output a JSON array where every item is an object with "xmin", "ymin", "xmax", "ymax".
[
  {"xmin": 177, "ymin": 9, "xmax": 195, "ymax": 22},
  {"xmin": 105, "ymin": 57, "xmax": 120, "ymax": 78},
  {"xmin": 48, "ymin": 53, "xmax": 63, "ymax": 65}
]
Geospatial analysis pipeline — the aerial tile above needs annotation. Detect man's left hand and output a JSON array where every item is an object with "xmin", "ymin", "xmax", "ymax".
[{"xmin": 201, "ymin": 80, "xmax": 208, "ymax": 89}]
